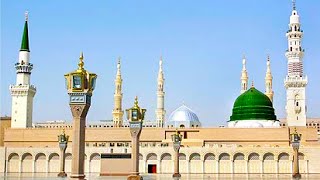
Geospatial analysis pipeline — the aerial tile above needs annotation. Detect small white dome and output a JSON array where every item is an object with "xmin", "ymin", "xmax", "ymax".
[
  {"xmin": 168, "ymin": 105, "xmax": 199, "ymax": 122},
  {"xmin": 166, "ymin": 105, "xmax": 201, "ymax": 128}
]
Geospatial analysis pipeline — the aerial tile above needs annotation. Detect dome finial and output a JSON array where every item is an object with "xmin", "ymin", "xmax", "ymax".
[
  {"xmin": 251, "ymin": 81, "xmax": 254, "ymax": 88},
  {"xmin": 292, "ymin": 0, "xmax": 296, "ymax": 10}
]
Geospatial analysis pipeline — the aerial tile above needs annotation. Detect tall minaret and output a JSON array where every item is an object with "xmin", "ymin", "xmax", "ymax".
[
  {"xmin": 10, "ymin": 12, "xmax": 37, "ymax": 128},
  {"xmin": 112, "ymin": 57, "xmax": 124, "ymax": 127},
  {"xmin": 265, "ymin": 55, "xmax": 274, "ymax": 102},
  {"xmin": 285, "ymin": 0, "xmax": 307, "ymax": 127},
  {"xmin": 240, "ymin": 55, "xmax": 248, "ymax": 94},
  {"xmin": 155, "ymin": 56, "xmax": 166, "ymax": 128}
]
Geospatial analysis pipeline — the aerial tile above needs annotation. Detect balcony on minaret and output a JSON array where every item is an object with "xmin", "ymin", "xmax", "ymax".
[
  {"xmin": 15, "ymin": 62, "xmax": 33, "ymax": 74},
  {"xmin": 284, "ymin": 76, "xmax": 307, "ymax": 88}
]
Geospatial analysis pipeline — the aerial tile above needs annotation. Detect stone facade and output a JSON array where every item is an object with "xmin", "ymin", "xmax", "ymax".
[{"xmin": 0, "ymin": 126, "xmax": 319, "ymax": 174}]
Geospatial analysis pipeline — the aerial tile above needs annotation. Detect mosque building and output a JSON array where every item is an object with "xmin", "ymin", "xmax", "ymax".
[{"xmin": 0, "ymin": 1, "xmax": 320, "ymax": 175}]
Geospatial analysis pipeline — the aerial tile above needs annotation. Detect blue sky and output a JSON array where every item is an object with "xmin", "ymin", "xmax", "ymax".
[{"xmin": 1, "ymin": 0, "xmax": 320, "ymax": 127}]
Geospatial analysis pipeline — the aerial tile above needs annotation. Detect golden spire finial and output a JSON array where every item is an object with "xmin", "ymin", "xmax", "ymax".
[
  {"xmin": 134, "ymin": 96, "xmax": 139, "ymax": 108},
  {"xmin": 78, "ymin": 52, "xmax": 84, "ymax": 70},
  {"xmin": 25, "ymin": 11, "xmax": 29, "ymax": 21}
]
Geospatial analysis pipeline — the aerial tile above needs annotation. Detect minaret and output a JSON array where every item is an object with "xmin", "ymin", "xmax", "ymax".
[
  {"xmin": 112, "ymin": 57, "xmax": 124, "ymax": 127},
  {"xmin": 240, "ymin": 55, "xmax": 248, "ymax": 94},
  {"xmin": 265, "ymin": 55, "xmax": 274, "ymax": 102},
  {"xmin": 285, "ymin": 0, "xmax": 307, "ymax": 127},
  {"xmin": 155, "ymin": 56, "xmax": 166, "ymax": 128},
  {"xmin": 10, "ymin": 12, "xmax": 36, "ymax": 128}
]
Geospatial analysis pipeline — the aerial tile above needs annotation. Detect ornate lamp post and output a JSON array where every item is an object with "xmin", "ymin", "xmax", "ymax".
[
  {"xmin": 172, "ymin": 130, "xmax": 182, "ymax": 178},
  {"xmin": 57, "ymin": 129, "xmax": 69, "ymax": 177},
  {"xmin": 291, "ymin": 128, "xmax": 302, "ymax": 179},
  {"xmin": 126, "ymin": 96, "xmax": 146, "ymax": 180},
  {"xmin": 64, "ymin": 52, "xmax": 97, "ymax": 179}
]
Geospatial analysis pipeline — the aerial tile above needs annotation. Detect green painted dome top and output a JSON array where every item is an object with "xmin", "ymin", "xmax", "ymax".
[{"xmin": 230, "ymin": 87, "xmax": 277, "ymax": 121}]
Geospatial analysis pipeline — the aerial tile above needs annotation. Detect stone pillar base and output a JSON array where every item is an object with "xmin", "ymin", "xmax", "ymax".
[
  {"xmin": 127, "ymin": 175, "xmax": 143, "ymax": 180},
  {"xmin": 292, "ymin": 173, "xmax": 301, "ymax": 179},
  {"xmin": 57, "ymin": 172, "xmax": 67, "ymax": 177},
  {"xmin": 172, "ymin": 173, "xmax": 181, "ymax": 178},
  {"xmin": 70, "ymin": 174, "xmax": 85, "ymax": 179}
]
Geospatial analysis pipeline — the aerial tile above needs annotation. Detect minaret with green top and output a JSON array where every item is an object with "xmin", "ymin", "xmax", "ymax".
[{"xmin": 10, "ymin": 11, "xmax": 36, "ymax": 128}]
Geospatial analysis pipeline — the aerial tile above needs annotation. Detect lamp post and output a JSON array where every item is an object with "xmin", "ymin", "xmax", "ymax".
[
  {"xmin": 126, "ymin": 96, "xmax": 146, "ymax": 180},
  {"xmin": 57, "ymin": 129, "xmax": 69, "ymax": 177},
  {"xmin": 291, "ymin": 128, "xmax": 302, "ymax": 179},
  {"xmin": 172, "ymin": 130, "xmax": 182, "ymax": 178},
  {"xmin": 64, "ymin": 52, "xmax": 97, "ymax": 179}
]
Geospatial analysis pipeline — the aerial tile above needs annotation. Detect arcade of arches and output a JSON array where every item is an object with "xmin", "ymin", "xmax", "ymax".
[{"xmin": 5, "ymin": 148, "xmax": 308, "ymax": 174}]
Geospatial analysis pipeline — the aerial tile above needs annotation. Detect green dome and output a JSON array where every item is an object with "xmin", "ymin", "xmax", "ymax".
[{"xmin": 230, "ymin": 87, "xmax": 277, "ymax": 121}]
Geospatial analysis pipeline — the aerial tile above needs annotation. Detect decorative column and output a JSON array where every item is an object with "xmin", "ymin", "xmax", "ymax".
[
  {"xmin": 126, "ymin": 97, "xmax": 146, "ymax": 180},
  {"xmin": 32, "ymin": 158, "xmax": 35, "ymax": 173},
  {"xmin": 291, "ymin": 128, "xmax": 302, "ymax": 178},
  {"xmin": 64, "ymin": 52, "xmax": 97, "ymax": 179},
  {"xmin": 58, "ymin": 130, "xmax": 69, "ymax": 177},
  {"xmin": 245, "ymin": 160, "xmax": 248, "ymax": 174},
  {"xmin": 172, "ymin": 130, "xmax": 182, "ymax": 178},
  {"xmin": 46, "ymin": 159, "xmax": 49, "ymax": 173},
  {"xmin": 216, "ymin": 160, "xmax": 219, "ymax": 173},
  {"xmin": 231, "ymin": 160, "xmax": 234, "ymax": 174},
  {"xmin": 202, "ymin": 159, "xmax": 205, "ymax": 174}
]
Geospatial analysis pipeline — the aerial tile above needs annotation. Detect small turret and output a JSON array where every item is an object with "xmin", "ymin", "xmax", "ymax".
[
  {"xmin": 156, "ymin": 56, "xmax": 166, "ymax": 128},
  {"xmin": 112, "ymin": 57, "xmax": 124, "ymax": 127},
  {"xmin": 240, "ymin": 55, "xmax": 248, "ymax": 94},
  {"xmin": 265, "ymin": 55, "xmax": 274, "ymax": 102}
]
